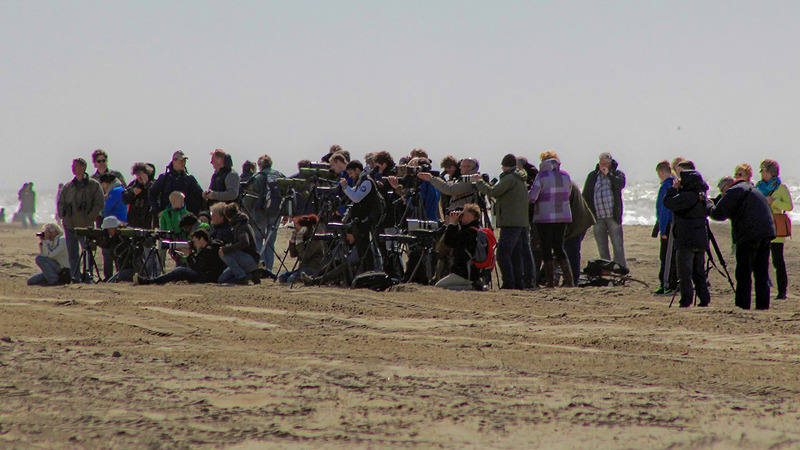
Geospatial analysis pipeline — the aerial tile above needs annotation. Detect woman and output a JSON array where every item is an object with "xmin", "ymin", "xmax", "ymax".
[
  {"xmin": 756, "ymin": 159, "xmax": 793, "ymax": 299},
  {"xmin": 28, "ymin": 223, "xmax": 70, "ymax": 286},
  {"xmin": 529, "ymin": 153, "xmax": 573, "ymax": 287}
]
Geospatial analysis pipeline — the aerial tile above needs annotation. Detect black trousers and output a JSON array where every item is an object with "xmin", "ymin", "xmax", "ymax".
[
  {"xmin": 734, "ymin": 237, "xmax": 772, "ymax": 310},
  {"xmin": 536, "ymin": 222, "xmax": 568, "ymax": 261},
  {"xmin": 770, "ymin": 242, "xmax": 788, "ymax": 296},
  {"xmin": 676, "ymin": 248, "xmax": 710, "ymax": 305}
]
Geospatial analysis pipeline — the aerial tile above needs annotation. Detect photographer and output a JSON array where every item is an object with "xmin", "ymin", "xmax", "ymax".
[
  {"xmin": 388, "ymin": 157, "xmax": 440, "ymax": 222},
  {"xmin": 122, "ymin": 162, "xmax": 155, "ymax": 229},
  {"xmin": 340, "ymin": 160, "xmax": 384, "ymax": 271},
  {"xmin": 96, "ymin": 216, "xmax": 136, "ymax": 283},
  {"xmin": 663, "ymin": 164, "xmax": 712, "ymax": 308},
  {"xmin": 134, "ymin": 229, "xmax": 226, "ymax": 285},
  {"xmin": 278, "ymin": 214, "xmax": 325, "ymax": 284},
  {"xmin": 218, "ymin": 203, "xmax": 260, "ymax": 284},
  {"xmin": 435, "ymin": 204, "xmax": 483, "ymax": 291},
  {"xmin": 27, "ymin": 223, "xmax": 71, "ymax": 286},
  {"xmin": 58, "ymin": 158, "xmax": 105, "ymax": 283}
]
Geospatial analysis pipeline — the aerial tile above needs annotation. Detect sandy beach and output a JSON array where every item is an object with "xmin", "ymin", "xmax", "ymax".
[{"xmin": 1, "ymin": 223, "xmax": 799, "ymax": 448}]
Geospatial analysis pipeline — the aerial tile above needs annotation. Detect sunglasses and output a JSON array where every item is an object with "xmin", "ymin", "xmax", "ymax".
[{"xmin": 95, "ymin": 159, "xmax": 107, "ymax": 163}]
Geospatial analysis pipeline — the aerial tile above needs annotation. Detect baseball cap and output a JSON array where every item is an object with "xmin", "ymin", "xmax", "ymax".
[{"xmin": 172, "ymin": 151, "xmax": 188, "ymax": 161}]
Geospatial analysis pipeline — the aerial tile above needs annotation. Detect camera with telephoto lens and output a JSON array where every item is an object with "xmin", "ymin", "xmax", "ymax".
[
  {"xmin": 36, "ymin": 231, "xmax": 45, "ymax": 238},
  {"xmin": 459, "ymin": 175, "xmax": 474, "ymax": 183},
  {"xmin": 299, "ymin": 161, "xmax": 330, "ymax": 170},
  {"xmin": 159, "ymin": 240, "xmax": 192, "ymax": 251},
  {"xmin": 406, "ymin": 219, "xmax": 439, "ymax": 232},
  {"xmin": 276, "ymin": 177, "xmax": 310, "ymax": 195},
  {"xmin": 74, "ymin": 227, "xmax": 106, "ymax": 240},
  {"xmin": 299, "ymin": 167, "xmax": 338, "ymax": 181}
]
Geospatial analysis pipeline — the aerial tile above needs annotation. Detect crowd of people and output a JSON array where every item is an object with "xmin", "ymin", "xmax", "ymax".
[{"xmin": 21, "ymin": 145, "xmax": 793, "ymax": 310}]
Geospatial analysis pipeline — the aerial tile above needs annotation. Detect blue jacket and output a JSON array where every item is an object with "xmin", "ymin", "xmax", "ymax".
[
  {"xmin": 656, "ymin": 177, "xmax": 674, "ymax": 237},
  {"xmin": 103, "ymin": 186, "xmax": 128, "ymax": 222}
]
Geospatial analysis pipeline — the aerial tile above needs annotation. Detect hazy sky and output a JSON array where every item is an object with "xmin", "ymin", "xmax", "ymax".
[{"xmin": 1, "ymin": 0, "xmax": 798, "ymax": 191}]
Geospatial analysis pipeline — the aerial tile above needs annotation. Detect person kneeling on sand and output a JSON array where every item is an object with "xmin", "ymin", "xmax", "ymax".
[
  {"xmin": 435, "ymin": 204, "xmax": 485, "ymax": 291},
  {"xmin": 217, "ymin": 203, "xmax": 261, "ymax": 284},
  {"xmin": 28, "ymin": 223, "xmax": 71, "ymax": 286},
  {"xmin": 134, "ymin": 229, "xmax": 226, "ymax": 285}
]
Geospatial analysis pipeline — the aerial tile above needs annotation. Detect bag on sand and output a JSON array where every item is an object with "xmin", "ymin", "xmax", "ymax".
[
  {"xmin": 352, "ymin": 271, "xmax": 395, "ymax": 291},
  {"xmin": 773, "ymin": 212, "xmax": 792, "ymax": 238}
]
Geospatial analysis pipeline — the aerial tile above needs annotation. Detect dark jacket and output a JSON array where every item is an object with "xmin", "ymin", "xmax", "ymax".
[
  {"xmin": 443, "ymin": 219, "xmax": 480, "ymax": 281},
  {"xmin": 210, "ymin": 221, "xmax": 235, "ymax": 245},
  {"xmin": 565, "ymin": 182, "xmax": 596, "ymax": 240},
  {"xmin": 207, "ymin": 155, "xmax": 240, "ymax": 207},
  {"xmin": 663, "ymin": 171, "xmax": 709, "ymax": 250},
  {"xmin": 221, "ymin": 213, "xmax": 259, "ymax": 262},
  {"xmin": 122, "ymin": 180, "xmax": 154, "ymax": 229},
  {"xmin": 187, "ymin": 242, "xmax": 227, "ymax": 281},
  {"xmin": 583, "ymin": 159, "xmax": 626, "ymax": 223},
  {"xmin": 475, "ymin": 168, "xmax": 530, "ymax": 228},
  {"xmin": 709, "ymin": 180, "xmax": 775, "ymax": 244},
  {"xmin": 149, "ymin": 162, "xmax": 204, "ymax": 214}
]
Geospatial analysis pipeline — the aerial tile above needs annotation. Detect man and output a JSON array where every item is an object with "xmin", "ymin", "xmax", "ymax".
[
  {"xmin": 663, "ymin": 165, "xmax": 712, "ymax": 308},
  {"xmin": 122, "ymin": 163, "xmax": 156, "ymax": 229},
  {"xmin": 149, "ymin": 151, "xmax": 204, "ymax": 214},
  {"xmin": 473, "ymin": 154, "xmax": 534, "ymax": 289},
  {"xmin": 27, "ymin": 223, "xmax": 70, "ymax": 286},
  {"xmin": 134, "ymin": 229, "xmax": 226, "ymax": 285},
  {"xmin": 340, "ymin": 160, "xmax": 384, "ymax": 271},
  {"xmin": 709, "ymin": 173, "xmax": 776, "ymax": 310},
  {"xmin": 17, "ymin": 183, "xmax": 37, "ymax": 228},
  {"xmin": 435, "ymin": 204, "xmax": 483, "ymax": 291},
  {"xmin": 583, "ymin": 152, "xmax": 627, "ymax": 268},
  {"xmin": 203, "ymin": 149, "xmax": 240, "ymax": 208},
  {"xmin": 242, "ymin": 154, "xmax": 285, "ymax": 272},
  {"xmin": 218, "ymin": 203, "xmax": 260, "ymax": 284},
  {"xmin": 655, "ymin": 160, "xmax": 677, "ymax": 294},
  {"xmin": 90, "ymin": 149, "xmax": 126, "ymax": 186},
  {"xmin": 58, "ymin": 158, "xmax": 105, "ymax": 283}
]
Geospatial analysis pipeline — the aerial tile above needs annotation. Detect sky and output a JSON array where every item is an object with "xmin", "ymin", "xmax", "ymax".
[{"xmin": 1, "ymin": 0, "xmax": 798, "ymax": 191}]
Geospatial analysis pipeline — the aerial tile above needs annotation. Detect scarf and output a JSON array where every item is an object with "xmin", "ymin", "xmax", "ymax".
[{"xmin": 755, "ymin": 176, "xmax": 780, "ymax": 197}]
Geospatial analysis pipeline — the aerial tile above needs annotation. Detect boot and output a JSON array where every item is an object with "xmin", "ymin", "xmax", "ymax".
[
  {"xmin": 557, "ymin": 259, "xmax": 574, "ymax": 287},
  {"xmin": 543, "ymin": 260, "xmax": 555, "ymax": 288}
]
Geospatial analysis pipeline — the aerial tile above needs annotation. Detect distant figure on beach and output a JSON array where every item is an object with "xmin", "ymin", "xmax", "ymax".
[
  {"xmin": 755, "ymin": 159, "xmax": 793, "ymax": 300},
  {"xmin": 58, "ymin": 158, "xmax": 104, "ymax": 283},
  {"xmin": 203, "ymin": 149, "xmax": 240, "ymax": 209},
  {"xmin": 149, "ymin": 151, "xmax": 204, "ymax": 215},
  {"xmin": 17, "ymin": 182, "xmax": 37, "ymax": 228},
  {"xmin": 583, "ymin": 152, "xmax": 627, "ymax": 268},
  {"xmin": 0, "ymin": 207, "xmax": 5, "ymax": 223}
]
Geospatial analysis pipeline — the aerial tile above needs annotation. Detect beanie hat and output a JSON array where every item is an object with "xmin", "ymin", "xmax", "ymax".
[{"xmin": 501, "ymin": 154, "xmax": 517, "ymax": 168}]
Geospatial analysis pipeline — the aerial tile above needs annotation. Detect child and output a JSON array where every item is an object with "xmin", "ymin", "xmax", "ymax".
[
  {"xmin": 159, "ymin": 191, "xmax": 190, "ymax": 238},
  {"xmin": 654, "ymin": 160, "xmax": 677, "ymax": 294}
]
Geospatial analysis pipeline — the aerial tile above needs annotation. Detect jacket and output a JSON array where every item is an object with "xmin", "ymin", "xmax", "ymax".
[
  {"xmin": 528, "ymin": 159, "xmax": 572, "ymax": 223},
  {"xmin": 429, "ymin": 174, "xmax": 480, "ymax": 212},
  {"xmin": 663, "ymin": 171, "xmax": 709, "ymax": 250},
  {"xmin": 159, "ymin": 206, "xmax": 189, "ymax": 237},
  {"xmin": 565, "ymin": 182, "xmax": 596, "ymax": 241},
  {"xmin": 475, "ymin": 168, "xmax": 529, "ymax": 228},
  {"xmin": 656, "ymin": 177, "xmax": 675, "ymax": 237},
  {"xmin": 58, "ymin": 175, "xmax": 105, "ymax": 229},
  {"xmin": 103, "ymin": 185, "xmax": 128, "ymax": 222},
  {"xmin": 443, "ymin": 219, "xmax": 480, "ymax": 281},
  {"xmin": 583, "ymin": 159, "xmax": 626, "ymax": 223},
  {"xmin": 709, "ymin": 180, "xmax": 775, "ymax": 244},
  {"xmin": 187, "ymin": 243, "xmax": 227, "ymax": 281},
  {"xmin": 221, "ymin": 212, "xmax": 259, "ymax": 262},
  {"xmin": 289, "ymin": 226, "xmax": 325, "ymax": 274},
  {"xmin": 91, "ymin": 169, "xmax": 126, "ymax": 186},
  {"xmin": 148, "ymin": 162, "xmax": 204, "ymax": 214},
  {"xmin": 207, "ymin": 155, "xmax": 240, "ymax": 206},
  {"xmin": 122, "ymin": 180, "xmax": 155, "ymax": 229},
  {"xmin": 40, "ymin": 235, "xmax": 70, "ymax": 269}
]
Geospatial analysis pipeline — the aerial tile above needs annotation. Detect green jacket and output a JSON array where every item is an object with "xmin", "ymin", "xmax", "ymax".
[
  {"xmin": 159, "ymin": 206, "xmax": 189, "ymax": 237},
  {"xmin": 475, "ymin": 168, "xmax": 530, "ymax": 228}
]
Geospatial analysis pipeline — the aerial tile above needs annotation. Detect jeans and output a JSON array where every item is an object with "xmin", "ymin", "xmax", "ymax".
[
  {"xmin": 64, "ymin": 228, "xmax": 88, "ymax": 283},
  {"xmin": 734, "ymin": 237, "xmax": 772, "ymax": 310},
  {"xmin": 676, "ymin": 248, "xmax": 710, "ymax": 306},
  {"xmin": 496, "ymin": 227, "xmax": 535, "ymax": 289},
  {"xmin": 278, "ymin": 267, "xmax": 313, "ymax": 285},
  {"xmin": 564, "ymin": 231, "xmax": 585, "ymax": 281},
  {"xmin": 107, "ymin": 268, "xmax": 134, "ymax": 283},
  {"xmin": 252, "ymin": 213, "xmax": 280, "ymax": 271},
  {"xmin": 592, "ymin": 217, "xmax": 626, "ymax": 267},
  {"xmin": 27, "ymin": 255, "xmax": 63, "ymax": 286},
  {"xmin": 770, "ymin": 242, "xmax": 787, "ymax": 296},
  {"xmin": 151, "ymin": 266, "xmax": 211, "ymax": 284},
  {"xmin": 219, "ymin": 251, "xmax": 259, "ymax": 283}
]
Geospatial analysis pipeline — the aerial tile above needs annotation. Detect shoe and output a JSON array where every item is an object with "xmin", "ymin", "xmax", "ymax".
[
  {"xmin": 654, "ymin": 287, "xmax": 665, "ymax": 295},
  {"xmin": 663, "ymin": 288, "xmax": 676, "ymax": 295},
  {"xmin": 678, "ymin": 301, "xmax": 691, "ymax": 308},
  {"xmin": 556, "ymin": 259, "xmax": 574, "ymax": 288},
  {"xmin": 543, "ymin": 261, "xmax": 555, "ymax": 288},
  {"xmin": 697, "ymin": 300, "xmax": 710, "ymax": 307},
  {"xmin": 776, "ymin": 293, "xmax": 787, "ymax": 300},
  {"xmin": 251, "ymin": 271, "xmax": 261, "ymax": 285},
  {"xmin": 132, "ymin": 274, "xmax": 140, "ymax": 286}
]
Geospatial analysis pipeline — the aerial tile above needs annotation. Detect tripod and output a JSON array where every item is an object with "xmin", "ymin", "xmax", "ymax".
[
  {"xmin": 669, "ymin": 223, "xmax": 735, "ymax": 307},
  {"xmin": 78, "ymin": 241, "xmax": 102, "ymax": 283},
  {"xmin": 310, "ymin": 223, "xmax": 356, "ymax": 286},
  {"xmin": 240, "ymin": 192, "xmax": 290, "ymax": 278}
]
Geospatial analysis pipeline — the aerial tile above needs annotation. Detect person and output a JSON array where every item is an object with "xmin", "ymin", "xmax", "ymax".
[
  {"xmin": 709, "ymin": 173, "xmax": 775, "ymax": 310},
  {"xmin": 437, "ymin": 155, "xmax": 461, "ymax": 212},
  {"xmin": 96, "ymin": 216, "xmax": 136, "ymax": 283},
  {"xmin": 178, "ymin": 213, "xmax": 210, "ymax": 237},
  {"xmin": 0, "ymin": 207, "xmax": 5, "ymax": 223},
  {"xmin": 242, "ymin": 154, "xmax": 285, "ymax": 272},
  {"xmin": 329, "ymin": 152, "xmax": 352, "ymax": 218},
  {"xmin": 734, "ymin": 163, "xmax": 754, "ymax": 186},
  {"xmin": 654, "ymin": 160, "xmax": 677, "ymax": 294},
  {"xmin": 278, "ymin": 214, "xmax": 325, "ymax": 285},
  {"xmin": 756, "ymin": 159, "xmax": 793, "ymax": 300},
  {"xmin": 122, "ymin": 163, "xmax": 156, "ymax": 229},
  {"xmin": 473, "ymin": 154, "xmax": 534, "ymax": 289},
  {"xmin": 17, "ymin": 182, "xmax": 37, "ymax": 228},
  {"xmin": 58, "ymin": 158, "xmax": 105, "ymax": 283},
  {"xmin": 100, "ymin": 173, "xmax": 127, "ymax": 223},
  {"xmin": 320, "ymin": 144, "xmax": 344, "ymax": 163},
  {"xmin": 387, "ymin": 157, "xmax": 440, "ymax": 222},
  {"xmin": 149, "ymin": 151, "xmax": 204, "ymax": 214},
  {"xmin": 27, "ymin": 223, "xmax": 70, "ymax": 286},
  {"xmin": 435, "ymin": 204, "xmax": 483, "ymax": 291},
  {"xmin": 90, "ymin": 149, "xmax": 126, "ymax": 186},
  {"xmin": 240, "ymin": 160, "xmax": 256, "ymax": 186},
  {"xmin": 663, "ymin": 166, "xmax": 712, "ymax": 308},
  {"xmin": 529, "ymin": 156, "xmax": 573, "ymax": 288},
  {"xmin": 564, "ymin": 180, "xmax": 595, "ymax": 285},
  {"xmin": 218, "ymin": 203, "xmax": 260, "ymax": 284},
  {"xmin": 134, "ymin": 229, "xmax": 226, "ymax": 285},
  {"xmin": 340, "ymin": 160, "xmax": 384, "ymax": 272},
  {"xmin": 159, "ymin": 191, "xmax": 190, "ymax": 238},
  {"xmin": 204, "ymin": 149, "xmax": 240, "ymax": 208},
  {"xmin": 209, "ymin": 202, "xmax": 235, "ymax": 245},
  {"xmin": 583, "ymin": 152, "xmax": 627, "ymax": 268},
  {"xmin": 370, "ymin": 151, "xmax": 400, "ymax": 230}
]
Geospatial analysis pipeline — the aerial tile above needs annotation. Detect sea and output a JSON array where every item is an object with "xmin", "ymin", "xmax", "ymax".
[{"xmin": 2, "ymin": 180, "xmax": 799, "ymax": 227}]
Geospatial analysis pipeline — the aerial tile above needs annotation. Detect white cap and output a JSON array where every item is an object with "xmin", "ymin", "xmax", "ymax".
[{"xmin": 101, "ymin": 216, "xmax": 122, "ymax": 230}]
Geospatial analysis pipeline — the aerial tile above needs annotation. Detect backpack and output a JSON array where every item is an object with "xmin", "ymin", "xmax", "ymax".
[
  {"xmin": 470, "ymin": 226, "xmax": 497, "ymax": 269},
  {"xmin": 250, "ymin": 170, "xmax": 284, "ymax": 216}
]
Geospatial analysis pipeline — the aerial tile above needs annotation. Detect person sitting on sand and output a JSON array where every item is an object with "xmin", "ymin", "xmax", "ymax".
[
  {"xmin": 134, "ymin": 229, "xmax": 226, "ymax": 285},
  {"xmin": 217, "ymin": 203, "xmax": 260, "ymax": 284},
  {"xmin": 27, "ymin": 223, "xmax": 71, "ymax": 286},
  {"xmin": 435, "ymin": 204, "xmax": 485, "ymax": 291}
]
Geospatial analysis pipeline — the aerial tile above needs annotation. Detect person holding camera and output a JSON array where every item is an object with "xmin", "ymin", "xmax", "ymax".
[
  {"xmin": 340, "ymin": 160, "xmax": 384, "ymax": 272},
  {"xmin": 663, "ymin": 163, "xmax": 712, "ymax": 308},
  {"xmin": 27, "ymin": 223, "xmax": 71, "ymax": 286},
  {"xmin": 58, "ymin": 158, "xmax": 105, "ymax": 283},
  {"xmin": 217, "ymin": 203, "xmax": 261, "ymax": 284},
  {"xmin": 583, "ymin": 152, "xmax": 627, "ymax": 269},
  {"xmin": 134, "ymin": 229, "xmax": 226, "ymax": 285},
  {"xmin": 122, "ymin": 162, "xmax": 156, "ymax": 229},
  {"xmin": 435, "ymin": 204, "xmax": 484, "ymax": 291},
  {"xmin": 278, "ymin": 214, "xmax": 325, "ymax": 284}
]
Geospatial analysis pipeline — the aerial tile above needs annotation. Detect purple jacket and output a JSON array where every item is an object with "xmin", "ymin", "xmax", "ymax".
[{"xmin": 529, "ymin": 159, "xmax": 573, "ymax": 223}]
